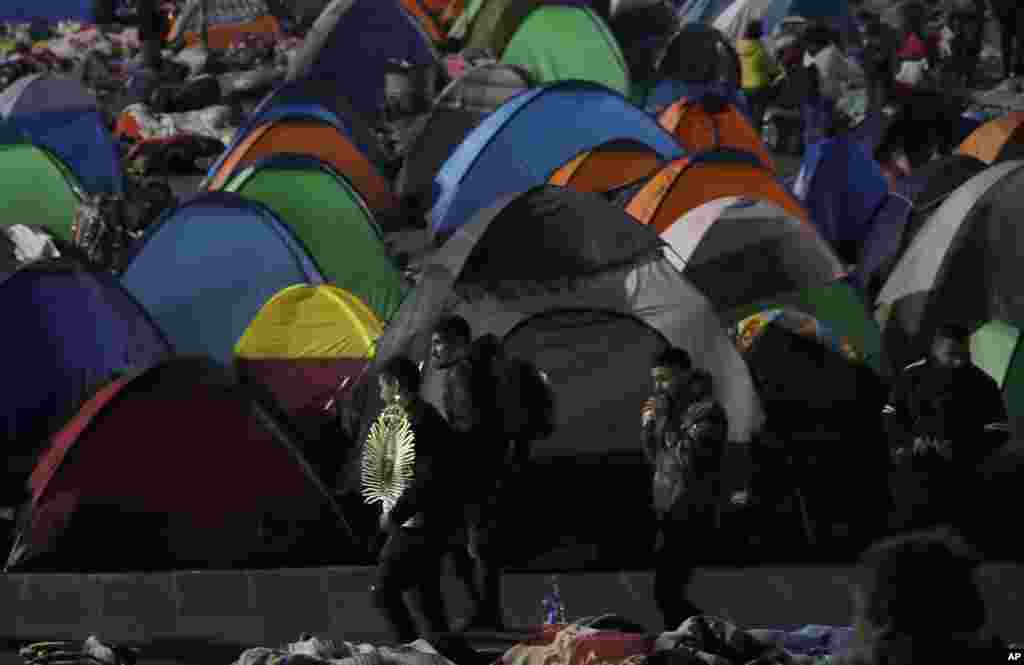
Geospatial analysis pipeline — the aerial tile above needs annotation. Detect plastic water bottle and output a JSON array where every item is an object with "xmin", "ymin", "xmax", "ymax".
[{"xmin": 542, "ymin": 576, "xmax": 566, "ymax": 625}]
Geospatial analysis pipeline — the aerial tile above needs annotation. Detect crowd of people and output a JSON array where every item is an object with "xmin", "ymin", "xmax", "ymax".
[{"xmin": 362, "ymin": 311, "xmax": 1008, "ymax": 656}]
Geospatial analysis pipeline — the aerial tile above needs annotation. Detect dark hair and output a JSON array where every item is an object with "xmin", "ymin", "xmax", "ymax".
[
  {"xmin": 855, "ymin": 528, "xmax": 985, "ymax": 635},
  {"xmin": 653, "ymin": 347, "xmax": 692, "ymax": 370},
  {"xmin": 901, "ymin": 1, "xmax": 926, "ymax": 35},
  {"xmin": 379, "ymin": 355, "xmax": 422, "ymax": 395},
  {"xmin": 744, "ymin": 19, "xmax": 763, "ymax": 39},
  {"xmin": 934, "ymin": 322, "xmax": 971, "ymax": 344},
  {"xmin": 433, "ymin": 314, "xmax": 472, "ymax": 344}
]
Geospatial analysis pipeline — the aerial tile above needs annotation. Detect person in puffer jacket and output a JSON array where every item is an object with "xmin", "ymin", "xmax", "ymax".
[{"xmin": 737, "ymin": 20, "xmax": 781, "ymax": 133}]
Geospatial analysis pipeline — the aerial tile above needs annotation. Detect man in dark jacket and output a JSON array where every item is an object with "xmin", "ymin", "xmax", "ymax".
[
  {"xmin": 991, "ymin": 0, "xmax": 1024, "ymax": 81},
  {"xmin": 642, "ymin": 349, "xmax": 728, "ymax": 631},
  {"xmin": 372, "ymin": 355, "xmax": 460, "ymax": 644},
  {"xmin": 430, "ymin": 315, "xmax": 509, "ymax": 631},
  {"xmin": 884, "ymin": 323, "xmax": 1007, "ymax": 531}
]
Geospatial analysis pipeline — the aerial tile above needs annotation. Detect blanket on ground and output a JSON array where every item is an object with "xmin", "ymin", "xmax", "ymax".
[{"xmin": 234, "ymin": 637, "xmax": 457, "ymax": 665}]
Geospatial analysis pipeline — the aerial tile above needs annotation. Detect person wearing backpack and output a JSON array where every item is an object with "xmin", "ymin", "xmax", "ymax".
[
  {"xmin": 642, "ymin": 350, "xmax": 728, "ymax": 631},
  {"xmin": 430, "ymin": 315, "xmax": 556, "ymax": 632}
]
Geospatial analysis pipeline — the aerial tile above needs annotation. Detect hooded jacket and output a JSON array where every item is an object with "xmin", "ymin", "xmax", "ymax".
[{"xmin": 737, "ymin": 38, "xmax": 780, "ymax": 90}]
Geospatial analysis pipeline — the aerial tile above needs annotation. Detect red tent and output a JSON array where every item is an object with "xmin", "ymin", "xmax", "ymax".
[{"xmin": 8, "ymin": 358, "xmax": 356, "ymax": 572}]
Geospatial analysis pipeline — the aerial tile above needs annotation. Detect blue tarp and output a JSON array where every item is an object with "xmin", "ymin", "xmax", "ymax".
[
  {"xmin": 0, "ymin": 265, "xmax": 171, "ymax": 452},
  {"xmin": 761, "ymin": 0, "xmax": 851, "ymax": 36},
  {"xmin": 302, "ymin": 0, "xmax": 437, "ymax": 121},
  {"xmin": 677, "ymin": 0, "xmax": 730, "ymax": 24},
  {"xmin": 0, "ymin": 0, "xmax": 94, "ymax": 22},
  {"xmin": 643, "ymin": 79, "xmax": 747, "ymax": 116},
  {"xmin": 792, "ymin": 135, "xmax": 888, "ymax": 261},
  {"xmin": 120, "ymin": 192, "xmax": 324, "ymax": 366},
  {"xmin": 430, "ymin": 81, "xmax": 685, "ymax": 240},
  {"xmin": 0, "ymin": 76, "xmax": 123, "ymax": 195}
]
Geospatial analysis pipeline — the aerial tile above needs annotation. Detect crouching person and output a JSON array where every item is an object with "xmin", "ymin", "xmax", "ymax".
[{"xmin": 370, "ymin": 356, "xmax": 459, "ymax": 643}]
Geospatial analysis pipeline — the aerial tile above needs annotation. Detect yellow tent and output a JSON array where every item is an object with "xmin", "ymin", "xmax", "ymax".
[{"xmin": 235, "ymin": 284, "xmax": 383, "ymax": 421}]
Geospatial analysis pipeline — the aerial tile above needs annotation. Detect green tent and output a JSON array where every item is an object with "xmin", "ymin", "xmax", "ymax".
[
  {"xmin": 463, "ymin": 0, "xmax": 545, "ymax": 55},
  {"xmin": 223, "ymin": 155, "xmax": 408, "ymax": 322},
  {"xmin": 0, "ymin": 141, "xmax": 81, "ymax": 243},
  {"xmin": 500, "ymin": 6, "xmax": 631, "ymax": 97},
  {"xmin": 730, "ymin": 280, "xmax": 887, "ymax": 375},
  {"xmin": 971, "ymin": 320, "xmax": 1024, "ymax": 432}
]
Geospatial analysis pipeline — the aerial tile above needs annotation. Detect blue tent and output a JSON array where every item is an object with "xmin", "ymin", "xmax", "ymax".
[
  {"xmin": 0, "ymin": 0, "xmax": 93, "ymax": 22},
  {"xmin": 121, "ymin": 192, "xmax": 325, "ymax": 366},
  {"xmin": 430, "ymin": 80, "xmax": 684, "ymax": 240},
  {"xmin": 791, "ymin": 134, "xmax": 888, "ymax": 264},
  {"xmin": 285, "ymin": 0, "xmax": 438, "ymax": 121},
  {"xmin": 0, "ymin": 261, "xmax": 171, "ymax": 460},
  {"xmin": 0, "ymin": 75, "xmax": 123, "ymax": 195},
  {"xmin": 204, "ymin": 78, "xmax": 384, "ymax": 185}
]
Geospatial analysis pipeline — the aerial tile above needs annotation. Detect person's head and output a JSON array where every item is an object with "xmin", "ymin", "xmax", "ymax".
[
  {"xmin": 431, "ymin": 314, "xmax": 472, "ymax": 369},
  {"xmin": 900, "ymin": 1, "xmax": 927, "ymax": 36},
  {"xmin": 744, "ymin": 19, "xmax": 764, "ymax": 40},
  {"xmin": 378, "ymin": 355, "xmax": 422, "ymax": 404},
  {"xmin": 931, "ymin": 322, "xmax": 972, "ymax": 369},
  {"xmin": 802, "ymin": 22, "xmax": 833, "ymax": 54},
  {"xmin": 651, "ymin": 347, "xmax": 693, "ymax": 399},
  {"xmin": 851, "ymin": 528, "xmax": 985, "ymax": 649}
]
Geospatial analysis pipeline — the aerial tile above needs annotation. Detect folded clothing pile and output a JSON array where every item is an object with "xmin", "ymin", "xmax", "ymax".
[{"xmin": 20, "ymin": 637, "xmax": 139, "ymax": 665}]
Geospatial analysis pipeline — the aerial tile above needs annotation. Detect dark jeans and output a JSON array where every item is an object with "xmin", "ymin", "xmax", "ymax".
[
  {"xmin": 743, "ymin": 86, "xmax": 776, "ymax": 134},
  {"xmin": 373, "ymin": 527, "xmax": 452, "ymax": 643},
  {"xmin": 654, "ymin": 509, "xmax": 715, "ymax": 631},
  {"xmin": 996, "ymin": 9, "xmax": 1024, "ymax": 78}
]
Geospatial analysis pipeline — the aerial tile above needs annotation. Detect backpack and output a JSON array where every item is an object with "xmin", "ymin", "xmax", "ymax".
[{"xmin": 469, "ymin": 334, "xmax": 557, "ymax": 445}]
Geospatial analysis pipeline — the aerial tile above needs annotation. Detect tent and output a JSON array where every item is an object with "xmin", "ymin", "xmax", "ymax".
[
  {"xmin": 877, "ymin": 161, "xmax": 1024, "ymax": 371},
  {"xmin": 500, "ymin": 4, "xmax": 631, "ymax": 96},
  {"xmin": 430, "ymin": 81, "xmax": 684, "ymax": 241},
  {"xmin": 167, "ymin": 0, "xmax": 281, "ymax": 49},
  {"xmin": 235, "ymin": 284, "xmax": 382, "ymax": 428},
  {"xmin": 658, "ymin": 23, "xmax": 741, "ymax": 88},
  {"xmin": 8, "ymin": 358, "xmax": 353, "ymax": 572},
  {"xmin": 624, "ymin": 150, "xmax": 807, "ymax": 235},
  {"xmin": 970, "ymin": 321, "xmax": 1024, "ymax": 440},
  {"xmin": 0, "ymin": 0, "xmax": 93, "ymax": 21},
  {"xmin": 395, "ymin": 63, "xmax": 532, "ymax": 202},
  {"xmin": 286, "ymin": 0, "xmax": 438, "ymax": 121},
  {"xmin": 372, "ymin": 185, "xmax": 762, "ymax": 564},
  {"xmin": 714, "ymin": 0, "xmax": 851, "ymax": 43},
  {"xmin": 736, "ymin": 307, "xmax": 890, "ymax": 537},
  {"xmin": 121, "ymin": 192, "xmax": 324, "ymax": 367},
  {"xmin": 677, "ymin": 0, "xmax": 731, "ymax": 24},
  {"xmin": 547, "ymin": 138, "xmax": 663, "ymax": 192},
  {"xmin": 657, "ymin": 95, "xmax": 774, "ymax": 171},
  {"xmin": 462, "ymin": 0, "xmax": 579, "ymax": 56},
  {"xmin": 856, "ymin": 154, "xmax": 987, "ymax": 294},
  {"xmin": 0, "ymin": 260, "xmax": 171, "ymax": 488},
  {"xmin": 659, "ymin": 196, "xmax": 844, "ymax": 314},
  {"xmin": 956, "ymin": 112, "xmax": 1024, "ymax": 165},
  {"xmin": 791, "ymin": 134, "xmax": 888, "ymax": 264},
  {"xmin": 0, "ymin": 142, "xmax": 81, "ymax": 243},
  {"xmin": 248, "ymin": 78, "xmax": 388, "ymax": 168},
  {"xmin": 400, "ymin": 0, "xmax": 448, "ymax": 43},
  {"xmin": 205, "ymin": 117, "xmax": 398, "ymax": 220},
  {"xmin": 222, "ymin": 154, "xmax": 407, "ymax": 322},
  {"xmin": 0, "ymin": 75, "xmax": 123, "ymax": 195}
]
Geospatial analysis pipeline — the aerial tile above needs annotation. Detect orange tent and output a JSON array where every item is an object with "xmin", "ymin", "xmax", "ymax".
[
  {"xmin": 624, "ymin": 152, "xmax": 808, "ymax": 234},
  {"xmin": 206, "ymin": 119, "xmax": 398, "ymax": 216},
  {"xmin": 168, "ymin": 13, "xmax": 280, "ymax": 50},
  {"xmin": 401, "ymin": 0, "xmax": 446, "ymax": 43},
  {"xmin": 548, "ymin": 139, "xmax": 663, "ymax": 193},
  {"xmin": 658, "ymin": 97, "xmax": 775, "ymax": 172},
  {"xmin": 956, "ymin": 112, "xmax": 1024, "ymax": 165}
]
